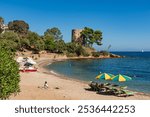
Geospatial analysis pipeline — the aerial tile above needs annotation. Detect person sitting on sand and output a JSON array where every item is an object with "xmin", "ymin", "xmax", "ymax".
[{"xmin": 44, "ymin": 81, "xmax": 48, "ymax": 89}]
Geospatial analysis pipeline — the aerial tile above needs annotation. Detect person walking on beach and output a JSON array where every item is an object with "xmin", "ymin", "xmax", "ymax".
[{"xmin": 44, "ymin": 81, "xmax": 48, "ymax": 89}]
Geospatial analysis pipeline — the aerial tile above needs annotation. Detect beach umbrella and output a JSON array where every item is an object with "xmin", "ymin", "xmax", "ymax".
[
  {"xmin": 111, "ymin": 74, "xmax": 132, "ymax": 82},
  {"xmin": 96, "ymin": 73, "xmax": 114, "ymax": 80}
]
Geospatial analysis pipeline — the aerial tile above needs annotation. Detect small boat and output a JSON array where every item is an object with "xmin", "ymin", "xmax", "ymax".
[{"xmin": 19, "ymin": 67, "xmax": 37, "ymax": 72}]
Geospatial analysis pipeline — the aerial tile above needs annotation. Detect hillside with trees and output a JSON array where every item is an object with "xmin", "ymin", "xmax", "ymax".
[{"xmin": 0, "ymin": 16, "xmax": 104, "ymax": 57}]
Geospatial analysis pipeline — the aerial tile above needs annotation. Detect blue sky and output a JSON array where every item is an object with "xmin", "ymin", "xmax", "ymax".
[{"xmin": 0, "ymin": 0, "xmax": 150, "ymax": 51}]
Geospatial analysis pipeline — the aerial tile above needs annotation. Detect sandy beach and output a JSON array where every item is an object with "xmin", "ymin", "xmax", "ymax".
[{"xmin": 10, "ymin": 54, "xmax": 150, "ymax": 100}]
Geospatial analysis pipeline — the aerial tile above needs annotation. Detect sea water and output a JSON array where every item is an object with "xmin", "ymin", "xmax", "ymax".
[{"xmin": 46, "ymin": 52, "xmax": 150, "ymax": 93}]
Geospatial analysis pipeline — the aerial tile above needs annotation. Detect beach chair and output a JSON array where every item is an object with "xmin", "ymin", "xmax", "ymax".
[
  {"xmin": 117, "ymin": 89, "xmax": 135, "ymax": 97},
  {"xmin": 104, "ymin": 83, "xmax": 111, "ymax": 86},
  {"xmin": 97, "ymin": 85, "xmax": 115, "ymax": 95},
  {"xmin": 111, "ymin": 84, "xmax": 119, "ymax": 87},
  {"xmin": 104, "ymin": 86, "xmax": 128, "ymax": 96},
  {"xmin": 88, "ymin": 81, "xmax": 99, "ymax": 91},
  {"xmin": 120, "ymin": 86, "xmax": 128, "ymax": 89}
]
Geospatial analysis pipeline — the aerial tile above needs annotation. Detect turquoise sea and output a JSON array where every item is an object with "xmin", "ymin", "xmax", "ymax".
[{"xmin": 46, "ymin": 52, "xmax": 150, "ymax": 94}]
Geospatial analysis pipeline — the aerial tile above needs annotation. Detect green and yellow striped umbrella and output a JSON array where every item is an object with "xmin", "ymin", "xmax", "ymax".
[
  {"xmin": 111, "ymin": 74, "xmax": 132, "ymax": 82},
  {"xmin": 96, "ymin": 73, "xmax": 114, "ymax": 80}
]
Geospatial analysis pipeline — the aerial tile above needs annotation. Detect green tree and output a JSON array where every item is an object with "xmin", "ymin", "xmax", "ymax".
[
  {"xmin": 94, "ymin": 30, "xmax": 103, "ymax": 46},
  {"xmin": 75, "ymin": 44, "xmax": 84, "ymax": 56},
  {"xmin": 80, "ymin": 27, "xmax": 94, "ymax": 46},
  {"xmin": 44, "ymin": 27, "xmax": 63, "ymax": 40},
  {"xmin": 44, "ymin": 35, "xmax": 56, "ymax": 52},
  {"xmin": 8, "ymin": 20, "xmax": 29, "ymax": 35},
  {"xmin": 44, "ymin": 28, "xmax": 65, "ymax": 53},
  {"xmin": 33, "ymin": 39, "xmax": 45, "ymax": 52},
  {"xmin": 0, "ymin": 47, "xmax": 20, "ymax": 99},
  {"xmin": 54, "ymin": 39, "xmax": 66, "ymax": 53},
  {"xmin": 0, "ymin": 31, "xmax": 20, "ymax": 43},
  {"xmin": 26, "ymin": 31, "xmax": 44, "ymax": 51},
  {"xmin": 66, "ymin": 42, "xmax": 77, "ymax": 53},
  {"xmin": 0, "ymin": 40, "xmax": 18, "ymax": 52},
  {"xmin": 26, "ymin": 31, "xmax": 39, "ymax": 45},
  {"xmin": 81, "ymin": 27, "xmax": 103, "ymax": 47},
  {"xmin": 0, "ymin": 32, "xmax": 20, "ymax": 51},
  {"xmin": 20, "ymin": 37, "xmax": 30, "ymax": 50}
]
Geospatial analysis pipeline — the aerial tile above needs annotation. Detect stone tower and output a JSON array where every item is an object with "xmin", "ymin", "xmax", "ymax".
[{"xmin": 71, "ymin": 29, "xmax": 83, "ymax": 43}]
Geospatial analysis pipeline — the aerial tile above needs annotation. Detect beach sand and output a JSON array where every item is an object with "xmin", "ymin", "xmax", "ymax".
[{"xmin": 10, "ymin": 55, "xmax": 150, "ymax": 100}]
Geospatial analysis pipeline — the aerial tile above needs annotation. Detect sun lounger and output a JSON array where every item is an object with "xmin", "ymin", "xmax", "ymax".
[
  {"xmin": 104, "ymin": 83, "xmax": 111, "ymax": 86},
  {"xmin": 88, "ymin": 82, "xmax": 99, "ymax": 91},
  {"xmin": 97, "ymin": 85, "xmax": 129, "ymax": 96},
  {"xmin": 120, "ymin": 86, "xmax": 128, "ymax": 89},
  {"xmin": 88, "ymin": 82, "xmax": 133, "ymax": 97},
  {"xmin": 97, "ymin": 85, "xmax": 114, "ymax": 95},
  {"xmin": 117, "ymin": 89, "xmax": 135, "ymax": 97},
  {"xmin": 111, "ymin": 84, "xmax": 119, "ymax": 87}
]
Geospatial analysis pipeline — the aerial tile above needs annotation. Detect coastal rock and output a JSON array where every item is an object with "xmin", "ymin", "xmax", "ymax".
[{"xmin": 109, "ymin": 53, "xmax": 123, "ymax": 58}]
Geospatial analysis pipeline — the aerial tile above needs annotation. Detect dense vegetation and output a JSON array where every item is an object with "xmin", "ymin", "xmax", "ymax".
[
  {"xmin": 0, "ymin": 17, "xmax": 103, "ymax": 57},
  {"xmin": 0, "ymin": 47, "xmax": 20, "ymax": 99}
]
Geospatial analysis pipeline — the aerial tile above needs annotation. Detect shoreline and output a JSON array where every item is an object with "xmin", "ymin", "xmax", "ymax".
[
  {"xmin": 39, "ymin": 58, "xmax": 150, "ymax": 96},
  {"xmin": 38, "ymin": 58, "xmax": 90, "ymax": 85},
  {"xmin": 10, "ymin": 55, "xmax": 150, "ymax": 100}
]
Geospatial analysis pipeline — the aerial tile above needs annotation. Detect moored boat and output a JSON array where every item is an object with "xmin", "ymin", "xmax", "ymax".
[{"xmin": 19, "ymin": 67, "xmax": 37, "ymax": 72}]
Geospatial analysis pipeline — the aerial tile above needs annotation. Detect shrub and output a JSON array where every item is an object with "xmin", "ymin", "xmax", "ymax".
[
  {"xmin": 92, "ymin": 52, "xmax": 100, "ymax": 57},
  {"xmin": 66, "ymin": 52, "xmax": 77, "ymax": 57},
  {"xmin": 100, "ymin": 51, "xmax": 110, "ymax": 56},
  {"xmin": 0, "ymin": 48, "xmax": 20, "ymax": 99},
  {"xmin": 75, "ymin": 45, "xmax": 84, "ymax": 56},
  {"xmin": 44, "ymin": 35, "xmax": 56, "ymax": 52},
  {"xmin": 82, "ymin": 52, "xmax": 90, "ymax": 57},
  {"xmin": 66, "ymin": 42, "xmax": 77, "ymax": 53},
  {"xmin": 76, "ymin": 45, "xmax": 90, "ymax": 57},
  {"xmin": 0, "ymin": 40, "xmax": 18, "ymax": 52},
  {"xmin": 54, "ymin": 40, "xmax": 66, "ymax": 53}
]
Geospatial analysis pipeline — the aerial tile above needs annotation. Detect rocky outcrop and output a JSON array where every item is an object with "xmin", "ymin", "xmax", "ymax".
[{"xmin": 109, "ymin": 53, "xmax": 124, "ymax": 58}]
